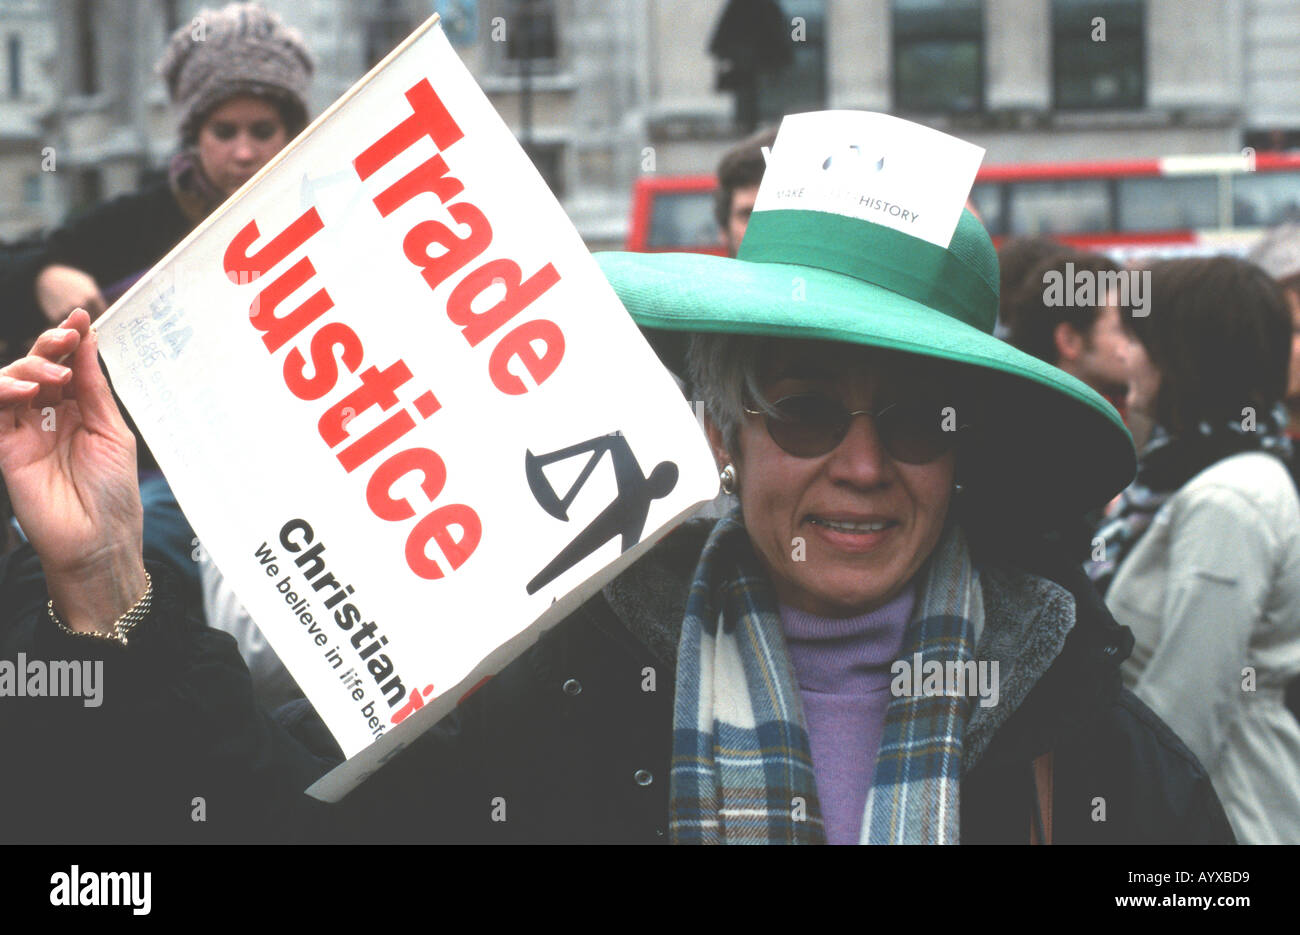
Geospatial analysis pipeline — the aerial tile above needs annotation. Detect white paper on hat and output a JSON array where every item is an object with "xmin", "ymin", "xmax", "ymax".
[{"xmin": 752, "ymin": 111, "xmax": 986, "ymax": 249}]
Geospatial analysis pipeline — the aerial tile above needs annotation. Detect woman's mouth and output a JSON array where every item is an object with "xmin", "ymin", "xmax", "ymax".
[{"xmin": 806, "ymin": 515, "xmax": 899, "ymax": 553}]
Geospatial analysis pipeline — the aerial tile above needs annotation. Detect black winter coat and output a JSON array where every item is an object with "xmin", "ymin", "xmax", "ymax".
[
  {"xmin": 0, "ymin": 239, "xmax": 49, "ymax": 356},
  {"xmin": 0, "ymin": 519, "xmax": 1234, "ymax": 844},
  {"xmin": 16, "ymin": 180, "xmax": 195, "ymax": 472},
  {"xmin": 1, "ymin": 179, "xmax": 190, "ymax": 355},
  {"xmin": 36, "ymin": 179, "xmax": 193, "ymax": 300}
]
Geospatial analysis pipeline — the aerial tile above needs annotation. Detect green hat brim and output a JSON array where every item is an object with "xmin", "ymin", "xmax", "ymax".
[{"xmin": 596, "ymin": 250, "xmax": 1136, "ymax": 522}]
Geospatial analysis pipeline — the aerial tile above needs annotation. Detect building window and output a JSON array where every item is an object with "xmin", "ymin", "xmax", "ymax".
[
  {"xmin": 1052, "ymin": 0, "xmax": 1143, "ymax": 110},
  {"xmin": 160, "ymin": 0, "xmax": 181, "ymax": 34},
  {"xmin": 893, "ymin": 0, "xmax": 983, "ymax": 114},
  {"xmin": 1117, "ymin": 176, "xmax": 1217, "ymax": 232},
  {"xmin": 968, "ymin": 181, "xmax": 1003, "ymax": 235},
  {"xmin": 757, "ymin": 0, "xmax": 826, "ymax": 124},
  {"xmin": 74, "ymin": 0, "xmax": 99, "ymax": 95},
  {"xmin": 1007, "ymin": 179, "xmax": 1112, "ymax": 235},
  {"xmin": 1244, "ymin": 128, "xmax": 1300, "ymax": 152},
  {"xmin": 23, "ymin": 174, "xmax": 41, "ymax": 207},
  {"xmin": 1233, "ymin": 171, "xmax": 1300, "ymax": 228},
  {"xmin": 366, "ymin": 0, "xmax": 416, "ymax": 69},
  {"xmin": 503, "ymin": 0, "xmax": 558, "ymax": 72},
  {"xmin": 7, "ymin": 35, "xmax": 20, "ymax": 98},
  {"xmin": 71, "ymin": 168, "xmax": 103, "ymax": 214},
  {"xmin": 523, "ymin": 141, "xmax": 564, "ymax": 199}
]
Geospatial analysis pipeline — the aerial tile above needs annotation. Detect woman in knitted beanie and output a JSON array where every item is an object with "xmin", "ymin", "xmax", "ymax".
[
  {"xmin": 31, "ymin": 2, "xmax": 314, "ymax": 323},
  {"xmin": 19, "ymin": 3, "xmax": 314, "ymax": 613}
]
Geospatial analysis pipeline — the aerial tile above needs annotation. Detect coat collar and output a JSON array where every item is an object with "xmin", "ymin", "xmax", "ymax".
[{"xmin": 963, "ymin": 566, "xmax": 1076, "ymax": 772}]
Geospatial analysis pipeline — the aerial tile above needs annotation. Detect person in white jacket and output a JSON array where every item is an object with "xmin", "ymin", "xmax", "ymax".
[
  {"xmin": 198, "ymin": 551, "xmax": 303, "ymax": 712},
  {"xmin": 1103, "ymin": 255, "xmax": 1300, "ymax": 844}
]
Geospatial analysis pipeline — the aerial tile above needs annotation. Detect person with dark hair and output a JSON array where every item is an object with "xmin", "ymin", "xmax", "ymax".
[
  {"xmin": 1246, "ymin": 225, "xmax": 1300, "ymax": 726},
  {"xmin": 714, "ymin": 126, "xmax": 777, "ymax": 257},
  {"xmin": 17, "ymin": 2, "xmax": 315, "ymax": 688},
  {"xmin": 1091, "ymin": 256, "xmax": 1300, "ymax": 844},
  {"xmin": 708, "ymin": 0, "xmax": 791, "ymax": 133},
  {"xmin": 641, "ymin": 126, "xmax": 778, "ymax": 384},
  {"xmin": 1247, "ymin": 224, "xmax": 1300, "ymax": 443},
  {"xmin": 993, "ymin": 235, "xmax": 1064, "ymax": 339},
  {"xmin": 1001, "ymin": 250, "xmax": 1130, "ymax": 406},
  {"xmin": 28, "ymin": 2, "xmax": 313, "ymax": 324},
  {"xmin": 997, "ymin": 249, "xmax": 1130, "ymax": 563}
]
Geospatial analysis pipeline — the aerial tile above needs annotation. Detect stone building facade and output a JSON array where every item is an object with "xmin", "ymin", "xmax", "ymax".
[{"xmin": 0, "ymin": 0, "xmax": 1296, "ymax": 247}]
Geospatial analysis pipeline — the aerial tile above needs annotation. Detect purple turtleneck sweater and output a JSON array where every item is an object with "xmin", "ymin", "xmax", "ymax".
[{"xmin": 780, "ymin": 586, "xmax": 915, "ymax": 845}]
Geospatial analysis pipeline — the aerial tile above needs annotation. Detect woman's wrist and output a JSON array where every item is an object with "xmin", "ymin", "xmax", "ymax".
[{"xmin": 45, "ymin": 552, "xmax": 151, "ymax": 636}]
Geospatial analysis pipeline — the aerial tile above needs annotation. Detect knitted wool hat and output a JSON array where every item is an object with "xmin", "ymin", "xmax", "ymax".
[{"xmin": 158, "ymin": 2, "xmax": 314, "ymax": 145}]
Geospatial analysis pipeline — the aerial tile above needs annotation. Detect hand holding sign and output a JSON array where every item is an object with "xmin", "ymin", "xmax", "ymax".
[{"xmin": 0, "ymin": 310, "xmax": 149, "ymax": 632}]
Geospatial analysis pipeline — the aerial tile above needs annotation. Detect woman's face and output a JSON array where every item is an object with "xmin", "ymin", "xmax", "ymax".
[
  {"xmin": 1122, "ymin": 331, "xmax": 1161, "ymax": 419},
  {"xmin": 1121, "ymin": 329, "xmax": 1161, "ymax": 448},
  {"xmin": 196, "ymin": 96, "xmax": 288, "ymax": 196},
  {"xmin": 709, "ymin": 341, "xmax": 957, "ymax": 617}
]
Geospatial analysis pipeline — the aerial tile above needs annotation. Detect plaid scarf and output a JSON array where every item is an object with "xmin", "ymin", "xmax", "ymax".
[
  {"xmin": 1086, "ymin": 404, "xmax": 1294, "ymax": 597},
  {"xmin": 668, "ymin": 511, "xmax": 980, "ymax": 845}
]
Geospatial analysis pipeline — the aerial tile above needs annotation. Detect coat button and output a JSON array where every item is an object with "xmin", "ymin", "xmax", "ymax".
[
  {"xmin": 562, "ymin": 678, "xmax": 582, "ymax": 696},
  {"xmin": 634, "ymin": 769, "xmax": 654, "ymax": 786}
]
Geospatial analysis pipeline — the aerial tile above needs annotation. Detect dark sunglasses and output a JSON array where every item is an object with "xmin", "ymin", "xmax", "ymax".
[{"xmin": 744, "ymin": 393, "xmax": 966, "ymax": 463}]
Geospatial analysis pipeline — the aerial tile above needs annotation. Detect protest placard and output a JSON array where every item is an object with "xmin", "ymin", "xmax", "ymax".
[{"xmin": 94, "ymin": 14, "xmax": 719, "ymax": 801}]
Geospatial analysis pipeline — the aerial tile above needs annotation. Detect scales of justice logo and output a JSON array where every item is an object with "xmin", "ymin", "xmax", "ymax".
[{"xmin": 524, "ymin": 432, "xmax": 679, "ymax": 595}]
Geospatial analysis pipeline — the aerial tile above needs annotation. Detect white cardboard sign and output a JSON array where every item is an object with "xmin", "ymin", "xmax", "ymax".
[
  {"xmin": 95, "ymin": 16, "xmax": 718, "ymax": 800},
  {"xmin": 754, "ymin": 110, "xmax": 986, "ymax": 248}
]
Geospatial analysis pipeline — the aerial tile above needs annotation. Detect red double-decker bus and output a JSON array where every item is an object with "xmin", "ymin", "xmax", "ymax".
[
  {"xmin": 627, "ymin": 151, "xmax": 1300, "ymax": 261},
  {"xmin": 625, "ymin": 174, "xmax": 730, "ymax": 256}
]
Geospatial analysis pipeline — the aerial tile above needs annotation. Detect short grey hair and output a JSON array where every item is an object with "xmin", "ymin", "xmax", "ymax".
[{"xmin": 686, "ymin": 332, "xmax": 778, "ymax": 456}]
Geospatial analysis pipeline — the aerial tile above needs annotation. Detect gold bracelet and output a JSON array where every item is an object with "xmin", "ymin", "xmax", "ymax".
[{"xmin": 47, "ymin": 571, "xmax": 153, "ymax": 647}]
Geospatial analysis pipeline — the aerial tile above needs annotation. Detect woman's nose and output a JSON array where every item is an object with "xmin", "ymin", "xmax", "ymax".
[{"xmin": 824, "ymin": 412, "xmax": 890, "ymax": 487}]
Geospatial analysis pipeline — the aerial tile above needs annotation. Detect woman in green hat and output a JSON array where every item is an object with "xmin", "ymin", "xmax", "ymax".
[
  {"xmin": 0, "ymin": 115, "xmax": 1234, "ymax": 845},
  {"xmin": 586, "ymin": 168, "xmax": 1220, "ymax": 843}
]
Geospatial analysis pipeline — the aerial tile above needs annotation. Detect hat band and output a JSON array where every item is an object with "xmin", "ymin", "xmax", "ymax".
[{"xmin": 737, "ymin": 209, "xmax": 997, "ymax": 334}]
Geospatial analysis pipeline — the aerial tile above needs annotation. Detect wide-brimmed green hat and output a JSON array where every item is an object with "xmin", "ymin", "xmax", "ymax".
[{"xmin": 596, "ymin": 116, "xmax": 1135, "ymax": 523}]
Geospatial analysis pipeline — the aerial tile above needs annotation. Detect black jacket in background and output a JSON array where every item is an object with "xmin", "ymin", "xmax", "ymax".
[
  {"xmin": 13, "ymin": 181, "xmax": 196, "ymax": 472},
  {"xmin": 0, "ymin": 240, "xmax": 52, "ymax": 358},
  {"xmin": 0, "ymin": 520, "xmax": 1234, "ymax": 844},
  {"xmin": 37, "ymin": 180, "xmax": 192, "ymax": 300},
  {"xmin": 0, "ymin": 180, "xmax": 192, "ymax": 352}
]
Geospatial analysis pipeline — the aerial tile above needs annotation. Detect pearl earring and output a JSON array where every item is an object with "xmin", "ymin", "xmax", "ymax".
[{"xmin": 720, "ymin": 463, "xmax": 737, "ymax": 495}]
